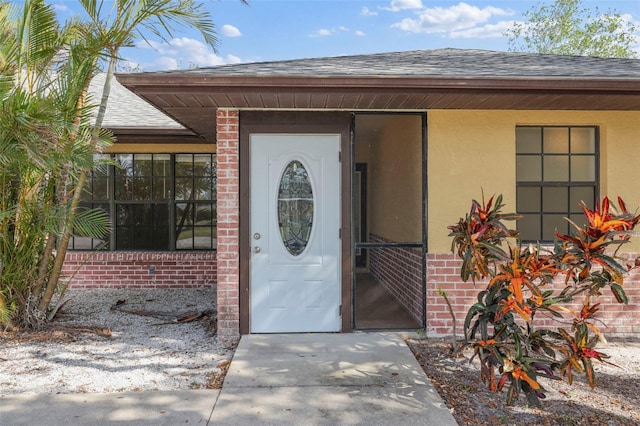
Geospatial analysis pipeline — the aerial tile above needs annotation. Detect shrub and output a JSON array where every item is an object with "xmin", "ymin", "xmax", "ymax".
[{"xmin": 448, "ymin": 194, "xmax": 639, "ymax": 407}]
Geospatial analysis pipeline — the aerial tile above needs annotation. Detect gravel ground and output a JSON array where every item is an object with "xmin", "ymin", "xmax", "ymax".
[
  {"xmin": 407, "ymin": 337, "xmax": 640, "ymax": 425},
  {"xmin": 2, "ymin": 288, "xmax": 639, "ymax": 426},
  {"xmin": 0, "ymin": 288, "xmax": 231, "ymax": 395}
]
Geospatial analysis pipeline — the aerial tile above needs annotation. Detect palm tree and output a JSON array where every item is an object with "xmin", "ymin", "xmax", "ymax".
[
  {"xmin": 41, "ymin": 0, "xmax": 226, "ymax": 315},
  {"xmin": 0, "ymin": 0, "xmax": 106, "ymax": 327},
  {"xmin": 0, "ymin": 0, "xmax": 239, "ymax": 328}
]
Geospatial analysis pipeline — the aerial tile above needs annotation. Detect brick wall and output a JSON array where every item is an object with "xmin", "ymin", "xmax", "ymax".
[
  {"xmin": 62, "ymin": 252, "xmax": 216, "ymax": 289},
  {"xmin": 426, "ymin": 253, "xmax": 640, "ymax": 338},
  {"xmin": 368, "ymin": 234, "xmax": 423, "ymax": 323},
  {"xmin": 215, "ymin": 109, "xmax": 241, "ymax": 344}
]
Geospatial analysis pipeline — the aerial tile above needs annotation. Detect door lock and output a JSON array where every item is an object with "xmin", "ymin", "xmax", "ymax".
[
  {"xmin": 253, "ymin": 233, "xmax": 261, "ymax": 240},
  {"xmin": 253, "ymin": 246, "xmax": 261, "ymax": 253}
]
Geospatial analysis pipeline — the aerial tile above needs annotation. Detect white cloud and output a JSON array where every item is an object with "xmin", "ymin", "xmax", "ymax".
[
  {"xmin": 355, "ymin": 30, "xmax": 366, "ymax": 37},
  {"xmin": 632, "ymin": 32, "xmax": 640, "ymax": 57},
  {"xmin": 135, "ymin": 37, "xmax": 241, "ymax": 70},
  {"xmin": 382, "ymin": 0, "xmax": 424, "ymax": 12},
  {"xmin": 361, "ymin": 7, "xmax": 378, "ymax": 16},
  {"xmin": 52, "ymin": 4, "xmax": 69, "ymax": 12},
  {"xmin": 221, "ymin": 24, "xmax": 242, "ymax": 37},
  {"xmin": 310, "ymin": 28, "xmax": 334, "ymax": 37},
  {"xmin": 449, "ymin": 20, "xmax": 514, "ymax": 39},
  {"xmin": 153, "ymin": 56, "xmax": 179, "ymax": 70},
  {"xmin": 620, "ymin": 13, "xmax": 640, "ymax": 56},
  {"xmin": 226, "ymin": 54, "xmax": 242, "ymax": 64},
  {"xmin": 391, "ymin": 2, "xmax": 513, "ymax": 36},
  {"xmin": 309, "ymin": 27, "xmax": 350, "ymax": 38},
  {"xmin": 116, "ymin": 59, "xmax": 143, "ymax": 73},
  {"xmin": 620, "ymin": 13, "xmax": 635, "ymax": 23}
]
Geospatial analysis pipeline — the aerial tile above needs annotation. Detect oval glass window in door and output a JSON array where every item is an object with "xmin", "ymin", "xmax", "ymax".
[{"xmin": 278, "ymin": 160, "xmax": 313, "ymax": 256}]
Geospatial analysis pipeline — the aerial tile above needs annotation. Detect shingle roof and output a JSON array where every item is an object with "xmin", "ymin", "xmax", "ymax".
[
  {"xmin": 151, "ymin": 48, "xmax": 640, "ymax": 79},
  {"xmin": 88, "ymin": 73, "xmax": 184, "ymax": 129}
]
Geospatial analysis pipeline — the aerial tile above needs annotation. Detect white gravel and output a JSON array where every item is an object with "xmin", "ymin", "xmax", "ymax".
[{"xmin": 0, "ymin": 288, "xmax": 232, "ymax": 395}]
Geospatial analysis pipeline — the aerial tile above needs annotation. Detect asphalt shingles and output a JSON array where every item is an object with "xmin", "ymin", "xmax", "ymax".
[{"xmin": 152, "ymin": 48, "xmax": 640, "ymax": 79}]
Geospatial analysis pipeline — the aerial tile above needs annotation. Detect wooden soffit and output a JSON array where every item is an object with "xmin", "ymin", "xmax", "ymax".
[{"xmin": 116, "ymin": 74, "xmax": 640, "ymax": 141}]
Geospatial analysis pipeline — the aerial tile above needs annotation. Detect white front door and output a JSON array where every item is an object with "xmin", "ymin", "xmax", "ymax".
[{"xmin": 250, "ymin": 134, "xmax": 341, "ymax": 333}]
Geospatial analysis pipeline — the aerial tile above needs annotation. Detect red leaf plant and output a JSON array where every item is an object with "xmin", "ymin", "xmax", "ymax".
[{"xmin": 449, "ymin": 195, "xmax": 639, "ymax": 407}]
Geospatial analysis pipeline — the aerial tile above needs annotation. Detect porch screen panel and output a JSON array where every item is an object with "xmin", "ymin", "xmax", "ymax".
[{"xmin": 353, "ymin": 113, "xmax": 426, "ymax": 330}]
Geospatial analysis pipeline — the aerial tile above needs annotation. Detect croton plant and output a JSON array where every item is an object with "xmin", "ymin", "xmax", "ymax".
[{"xmin": 448, "ymin": 194, "xmax": 640, "ymax": 407}]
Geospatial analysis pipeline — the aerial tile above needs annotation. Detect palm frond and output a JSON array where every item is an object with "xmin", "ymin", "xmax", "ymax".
[{"xmin": 73, "ymin": 207, "xmax": 111, "ymax": 238}]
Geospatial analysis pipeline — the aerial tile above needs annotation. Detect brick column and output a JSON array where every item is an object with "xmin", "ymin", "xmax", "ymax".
[{"xmin": 216, "ymin": 109, "xmax": 240, "ymax": 344}]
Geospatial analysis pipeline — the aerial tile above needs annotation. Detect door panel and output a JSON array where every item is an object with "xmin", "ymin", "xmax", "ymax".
[{"xmin": 250, "ymin": 134, "xmax": 341, "ymax": 333}]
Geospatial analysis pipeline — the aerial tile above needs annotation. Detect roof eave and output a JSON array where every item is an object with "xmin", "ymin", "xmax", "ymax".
[{"xmin": 116, "ymin": 74, "xmax": 640, "ymax": 93}]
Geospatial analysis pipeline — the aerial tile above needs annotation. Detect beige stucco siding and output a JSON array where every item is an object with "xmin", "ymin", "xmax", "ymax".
[
  {"xmin": 370, "ymin": 115, "xmax": 422, "ymax": 242},
  {"xmin": 428, "ymin": 110, "xmax": 640, "ymax": 253},
  {"xmin": 104, "ymin": 143, "xmax": 216, "ymax": 153},
  {"xmin": 366, "ymin": 115, "xmax": 423, "ymax": 242}
]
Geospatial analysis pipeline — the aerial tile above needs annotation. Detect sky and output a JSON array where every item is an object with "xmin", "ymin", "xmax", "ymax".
[{"xmin": 50, "ymin": 0, "xmax": 640, "ymax": 72}]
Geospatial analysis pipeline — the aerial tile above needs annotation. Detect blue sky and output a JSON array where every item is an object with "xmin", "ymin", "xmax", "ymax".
[{"xmin": 51, "ymin": 0, "xmax": 640, "ymax": 71}]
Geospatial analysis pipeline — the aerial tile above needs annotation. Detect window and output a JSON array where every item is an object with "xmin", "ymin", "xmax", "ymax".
[
  {"xmin": 516, "ymin": 126, "xmax": 598, "ymax": 242},
  {"xmin": 71, "ymin": 153, "xmax": 216, "ymax": 251}
]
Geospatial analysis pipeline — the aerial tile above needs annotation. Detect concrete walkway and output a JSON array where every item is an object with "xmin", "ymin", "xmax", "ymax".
[
  {"xmin": 0, "ymin": 390, "xmax": 216, "ymax": 425},
  {"xmin": 0, "ymin": 332, "xmax": 458, "ymax": 425}
]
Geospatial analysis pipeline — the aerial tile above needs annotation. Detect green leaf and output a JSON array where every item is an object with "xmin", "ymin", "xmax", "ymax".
[
  {"xmin": 72, "ymin": 207, "xmax": 110, "ymax": 238},
  {"xmin": 513, "ymin": 332, "xmax": 522, "ymax": 360},
  {"xmin": 524, "ymin": 384, "xmax": 543, "ymax": 408},
  {"xmin": 595, "ymin": 253, "xmax": 627, "ymax": 274},
  {"xmin": 464, "ymin": 303, "xmax": 486, "ymax": 335},
  {"xmin": 476, "ymin": 240, "xmax": 510, "ymax": 262},
  {"xmin": 505, "ymin": 0, "xmax": 639, "ymax": 58},
  {"xmin": 610, "ymin": 283, "xmax": 628, "ymax": 304},
  {"xmin": 582, "ymin": 357, "xmax": 596, "ymax": 389},
  {"xmin": 506, "ymin": 381, "xmax": 519, "ymax": 406}
]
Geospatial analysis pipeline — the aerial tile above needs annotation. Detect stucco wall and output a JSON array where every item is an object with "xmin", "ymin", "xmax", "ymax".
[
  {"xmin": 427, "ymin": 110, "xmax": 640, "ymax": 253},
  {"xmin": 103, "ymin": 143, "xmax": 215, "ymax": 154},
  {"xmin": 367, "ymin": 115, "xmax": 423, "ymax": 242}
]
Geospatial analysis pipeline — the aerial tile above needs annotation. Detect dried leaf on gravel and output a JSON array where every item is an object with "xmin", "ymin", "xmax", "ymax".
[
  {"xmin": 0, "ymin": 288, "xmax": 228, "ymax": 396},
  {"xmin": 0, "ymin": 325, "xmax": 111, "ymax": 343},
  {"xmin": 406, "ymin": 337, "xmax": 640, "ymax": 426}
]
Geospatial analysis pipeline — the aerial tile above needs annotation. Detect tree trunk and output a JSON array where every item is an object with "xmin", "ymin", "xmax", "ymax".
[
  {"xmin": 38, "ymin": 55, "xmax": 117, "ymax": 314},
  {"xmin": 32, "ymin": 173, "xmax": 60, "ymax": 298}
]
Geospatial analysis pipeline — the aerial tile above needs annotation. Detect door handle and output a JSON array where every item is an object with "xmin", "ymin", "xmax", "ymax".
[{"xmin": 253, "ymin": 246, "xmax": 261, "ymax": 253}]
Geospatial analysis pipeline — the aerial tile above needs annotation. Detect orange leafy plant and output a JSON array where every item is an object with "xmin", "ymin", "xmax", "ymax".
[{"xmin": 449, "ymin": 195, "xmax": 638, "ymax": 407}]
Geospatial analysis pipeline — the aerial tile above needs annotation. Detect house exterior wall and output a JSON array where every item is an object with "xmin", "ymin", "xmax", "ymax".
[
  {"xmin": 426, "ymin": 109, "xmax": 640, "ymax": 337},
  {"xmin": 63, "ymin": 108, "xmax": 640, "ymax": 340},
  {"xmin": 63, "ymin": 252, "xmax": 216, "ymax": 289},
  {"xmin": 427, "ymin": 109, "xmax": 640, "ymax": 253},
  {"xmin": 426, "ymin": 253, "xmax": 640, "ymax": 337},
  {"xmin": 62, "ymin": 135, "xmax": 219, "ymax": 297}
]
